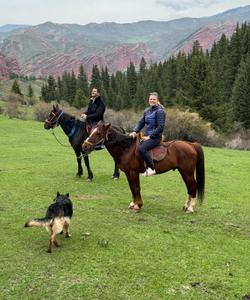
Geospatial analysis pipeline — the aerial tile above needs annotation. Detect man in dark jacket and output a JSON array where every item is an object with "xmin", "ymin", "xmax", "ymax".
[
  {"xmin": 81, "ymin": 87, "xmax": 105, "ymax": 128},
  {"xmin": 130, "ymin": 92, "xmax": 166, "ymax": 176}
]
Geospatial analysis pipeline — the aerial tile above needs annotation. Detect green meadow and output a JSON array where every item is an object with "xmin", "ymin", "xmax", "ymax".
[{"xmin": 0, "ymin": 116, "xmax": 249, "ymax": 299}]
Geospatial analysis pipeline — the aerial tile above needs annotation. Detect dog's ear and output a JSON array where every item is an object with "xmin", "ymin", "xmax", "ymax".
[
  {"xmin": 66, "ymin": 193, "xmax": 69, "ymax": 197},
  {"xmin": 57, "ymin": 192, "xmax": 60, "ymax": 196}
]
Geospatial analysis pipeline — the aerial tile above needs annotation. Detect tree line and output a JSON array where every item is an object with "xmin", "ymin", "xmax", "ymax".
[{"xmin": 37, "ymin": 22, "xmax": 250, "ymax": 131}]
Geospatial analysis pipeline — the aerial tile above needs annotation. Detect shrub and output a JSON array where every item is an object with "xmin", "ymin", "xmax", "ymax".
[
  {"xmin": 164, "ymin": 108, "xmax": 222, "ymax": 146},
  {"xmin": 105, "ymin": 109, "xmax": 140, "ymax": 131},
  {"xmin": 225, "ymin": 129, "xmax": 250, "ymax": 150},
  {"xmin": 6, "ymin": 93, "xmax": 24, "ymax": 104},
  {"xmin": 33, "ymin": 102, "xmax": 52, "ymax": 121},
  {"xmin": 3, "ymin": 102, "xmax": 19, "ymax": 118}
]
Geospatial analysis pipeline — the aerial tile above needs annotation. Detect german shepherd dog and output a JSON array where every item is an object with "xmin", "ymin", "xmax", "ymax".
[{"xmin": 24, "ymin": 192, "xmax": 73, "ymax": 253}]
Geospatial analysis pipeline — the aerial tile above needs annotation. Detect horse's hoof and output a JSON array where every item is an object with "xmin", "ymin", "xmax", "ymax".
[
  {"xmin": 183, "ymin": 205, "xmax": 188, "ymax": 211},
  {"xmin": 132, "ymin": 204, "xmax": 141, "ymax": 213},
  {"xmin": 76, "ymin": 174, "xmax": 82, "ymax": 177},
  {"xmin": 185, "ymin": 207, "xmax": 194, "ymax": 213},
  {"xmin": 87, "ymin": 178, "xmax": 93, "ymax": 182},
  {"xmin": 128, "ymin": 202, "xmax": 135, "ymax": 209},
  {"xmin": 113, "ymin": 177, "xmax": 119, "ymax": 181}
]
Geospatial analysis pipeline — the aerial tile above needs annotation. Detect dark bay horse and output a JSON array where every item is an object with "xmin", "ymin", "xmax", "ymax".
[
  {"xmin": 44, "ymin": 105, "xmax": 120, "ymax": 181},
  {"xmin": 82, "ymin": 122, "xmax": 205, "ymax": 212}
]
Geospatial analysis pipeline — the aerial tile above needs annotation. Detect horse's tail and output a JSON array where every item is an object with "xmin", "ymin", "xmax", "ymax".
[{"xmin": 193, "ymin": 143, "xmax": 205, "ymax": 204}]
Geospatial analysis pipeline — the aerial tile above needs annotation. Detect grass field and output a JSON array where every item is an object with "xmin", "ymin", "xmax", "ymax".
[{"xmin": 0, "ymin": 116, "xmax": 250, "ymax": 299}]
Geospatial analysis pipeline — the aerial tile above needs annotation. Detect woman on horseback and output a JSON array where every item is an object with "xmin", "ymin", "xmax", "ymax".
[{"xmin": 130, "ymin": 92, "xmax": 166, "ymax": 176}]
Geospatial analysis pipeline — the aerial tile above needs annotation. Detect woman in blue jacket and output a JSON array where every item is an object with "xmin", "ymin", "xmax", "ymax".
[{"xmin": 130, "ymin": 92, "xmax": 166, "ymax": 176}]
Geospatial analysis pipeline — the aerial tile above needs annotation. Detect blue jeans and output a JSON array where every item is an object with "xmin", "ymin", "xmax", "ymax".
[{"xmin": 139, "ymin": 137, "xmax": 161, "ymax": 169}]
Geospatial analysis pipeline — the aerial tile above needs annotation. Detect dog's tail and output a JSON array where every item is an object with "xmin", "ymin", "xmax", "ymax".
[{"xmin": 24, "ymin": 218, "xmax": 52, "ymax": 228}]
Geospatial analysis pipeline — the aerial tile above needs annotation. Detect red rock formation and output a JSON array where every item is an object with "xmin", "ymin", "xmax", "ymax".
[
  {"xmin": 176, "ymin": 22, "xmax": 237, "ymax": 54},
  {"xmin": 21, "ymin": 42, "xmax": 153, "ymax": 78},
  {"xmin": 83, "ymin": 43, "xmax": 153, "ymax": 77},
  {"xmin": 0, "ymin": 51, "xmax": 20, "ymax": 79}
]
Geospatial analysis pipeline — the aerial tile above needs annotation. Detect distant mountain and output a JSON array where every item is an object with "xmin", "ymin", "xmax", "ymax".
[
  {"xmin": 0, "ymin": 5, "xmax": 250, "ymax": 79},
  {"xmin": 0, "ymin": 24, "xmax": 29, "ymax": 33}
]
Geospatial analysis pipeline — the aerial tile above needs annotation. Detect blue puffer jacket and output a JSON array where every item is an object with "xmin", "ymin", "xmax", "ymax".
[{"xmin": 133, "ymin": 105, "xmax": 166, "ymax": 139}]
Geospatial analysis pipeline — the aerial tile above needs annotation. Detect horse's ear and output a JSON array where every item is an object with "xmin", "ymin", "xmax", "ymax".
[
  {"xmin": 57, "ymin": 191, "xmax": 60, "ymax": 196},
  {"xmin": 53, "ymin": 104, "xmax": 56, "ymax": 110},
  {"xmin": 66, "ymin": 193, "xmax": 69, "ymax": 197},
  {"xmin": 97, "ymin": 120, "xmax": 104, "ymax": 126},
  {"xmin": 56, "ymin": 103, "xmax": 59, "ymax": 110},
  {"xmin": 105, "ymin": 123, "xmax": 111, "ymax": 130}
]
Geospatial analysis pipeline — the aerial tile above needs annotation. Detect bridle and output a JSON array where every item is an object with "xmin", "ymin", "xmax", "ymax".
[
  {"xmin": 84, "ymin": 127, "xmax": 109, "ymax": 148},
  {"xmin": 45, "ymin": 110, "xmax": 64, "ymax": 128}
]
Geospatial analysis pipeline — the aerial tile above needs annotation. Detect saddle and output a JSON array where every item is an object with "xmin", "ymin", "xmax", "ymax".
[{"xmin": 135, "ymin": 140, "xmax": 174, "ymax": 162}]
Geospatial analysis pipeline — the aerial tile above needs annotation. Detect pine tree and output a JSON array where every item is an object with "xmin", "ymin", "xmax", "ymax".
[
  {"xmin": 77, "ymin": 64, "xmax": 89, "ymax": 97},
  {"xmin": 11, "ymin": 79, "xmax": 22, "ymax": 95},
  {"xmin": 73, "ymin": 88, "xmax": 87, "ymax": 109},
  {"xmin": 90, "ymin": 64, "xmax": 101, "ymax": 90},
  {"xmin": 57, "ymin": 76, "xmax": 63, "ymax": 101},
  {"xmin": 231, "ymin": 55, "xmax": 250, "ymax": 129},
  {"xmin": 139, "ymin": 57, "xmax": 147, "ymax": 74},
  {"xmin": 27, "ymin": 83, "xmax": 33, "ymax": 98},
  {"xmin": 69, "ymin": 70, "xmax": 77, "ymax": 105},
  {"xmin": 127, "ymin": 62, "xmax": 137, "ymax": 105},
  {"xmin": 47, "ymin": 75, "xmax": 57, "ymax": 101},
  {"xmin": 62, "ymin": 71, "xmax": 71, "ymax": 104}
]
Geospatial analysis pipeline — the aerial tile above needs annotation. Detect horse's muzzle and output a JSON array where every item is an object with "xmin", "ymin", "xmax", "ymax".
[{"xmin": 82, "ymin": 141, "xmax": 93, "ymax": 153}]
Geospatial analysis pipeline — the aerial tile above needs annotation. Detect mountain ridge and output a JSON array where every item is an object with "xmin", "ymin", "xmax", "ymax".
[{"xmin": 0, "ymin": 5, "xmax": 250, "ymax": 79}]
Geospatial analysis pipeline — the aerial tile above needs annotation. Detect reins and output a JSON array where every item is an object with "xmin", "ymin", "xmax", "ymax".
[{"xmin": 51, "ymin": 128, "xmax": 71, "ymax": 148}]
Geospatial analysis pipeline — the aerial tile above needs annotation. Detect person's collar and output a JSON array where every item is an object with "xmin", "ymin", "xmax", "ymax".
[{"xmin": 91, "ymin": 95, "xmax": 100, "ymax": 102}]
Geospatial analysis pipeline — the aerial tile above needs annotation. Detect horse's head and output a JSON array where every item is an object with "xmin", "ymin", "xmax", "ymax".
[
  {"xmin": 44, "ymin": 104, "xmax": 64, "ymax": 130},
  {"xmin": 82, "ymin": 121, "xmax": 110, "ymax": 153}
]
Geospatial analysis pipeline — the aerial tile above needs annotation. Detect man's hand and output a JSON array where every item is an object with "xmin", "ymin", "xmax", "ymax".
[
  {"xmin": 80, "ymin": 114, "xmax": 87, "ymax": 121},
  {"xmin": 129, "ymin": 132, "xmax": 137, "ymax": 139}
]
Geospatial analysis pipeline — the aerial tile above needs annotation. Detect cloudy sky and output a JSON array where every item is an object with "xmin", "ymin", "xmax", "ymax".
[{"xmin": 1, "ymin": 0, "xmax": 250, "ymax": 25}]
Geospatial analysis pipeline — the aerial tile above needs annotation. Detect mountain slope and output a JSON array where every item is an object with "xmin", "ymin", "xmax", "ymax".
[{"xmin": 0, "ymin": 5, "xmax": 249, "ymax": 78}]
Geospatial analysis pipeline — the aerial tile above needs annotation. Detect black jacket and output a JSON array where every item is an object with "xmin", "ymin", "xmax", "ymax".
[{"xmin": 85, "ymin": 96, "xmax": 105, "ymax": 124}]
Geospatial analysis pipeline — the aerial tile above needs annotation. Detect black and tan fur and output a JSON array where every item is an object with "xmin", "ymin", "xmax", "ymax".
[{"xmin": 24, "ymin": 192, "xmax": 73, "ymax": 253}]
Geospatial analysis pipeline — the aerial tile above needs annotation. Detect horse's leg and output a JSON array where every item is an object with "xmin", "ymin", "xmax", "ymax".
[
  {"xmin": 125, "ymin": 170, "xmax": 143, "ymax": 212},
  {"xmin": 179, "ymin": 169, "xmax": 197, "ymax": 213},
  {"xmin": 112, "ymin": 159, "xmax": 120, "ymax": 180},
  {"xmin": 74, "ymin": 150, "xmax": 83, "ymax": 177},
  {"xmin": 83, "ymin": 154, "xmax": 93, "ymax": 181}
]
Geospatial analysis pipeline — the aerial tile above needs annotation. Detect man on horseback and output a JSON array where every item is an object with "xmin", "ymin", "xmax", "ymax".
[
  {"xmin": 130, "ymin": 92, "xmax": 166, "ymax": 176},
  {"xmin": 80, "ymin": 87, "xmax": 105, "ymax": 128}
]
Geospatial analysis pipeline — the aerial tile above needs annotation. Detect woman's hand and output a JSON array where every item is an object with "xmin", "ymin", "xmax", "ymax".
[{"xmin": 142, "ymin": 136, "xmax": 150, "ymax": 141}]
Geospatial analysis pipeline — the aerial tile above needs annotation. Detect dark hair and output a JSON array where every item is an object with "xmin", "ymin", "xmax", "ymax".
[{"xmin": 92, "ymin": 87, "xmax": 101, "ymax": 94}]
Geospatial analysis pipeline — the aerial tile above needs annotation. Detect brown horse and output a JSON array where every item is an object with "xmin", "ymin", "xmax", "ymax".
[{"xmin": 82, "ymin": 122, "xmax": 205, "ymax": 212}]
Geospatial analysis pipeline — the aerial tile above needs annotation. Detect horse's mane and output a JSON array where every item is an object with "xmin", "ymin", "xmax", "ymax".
[
  {"xmin": 60, "ymin": 110, "xmax": 86, "ymax": 130},
  {"xmin": 108, "ymin": 126, "xmax": 134, "ymax": 149}
]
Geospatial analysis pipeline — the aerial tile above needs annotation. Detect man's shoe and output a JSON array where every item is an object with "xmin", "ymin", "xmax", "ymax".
[{"xmin": 142, "ymin": 167, "xmax": 156, "ymax": 177}]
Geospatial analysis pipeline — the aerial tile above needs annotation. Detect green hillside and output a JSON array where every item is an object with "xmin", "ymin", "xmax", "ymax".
[{"xmin": 0, "ymin": 79, "xmax": 44, "ymax": 100}]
